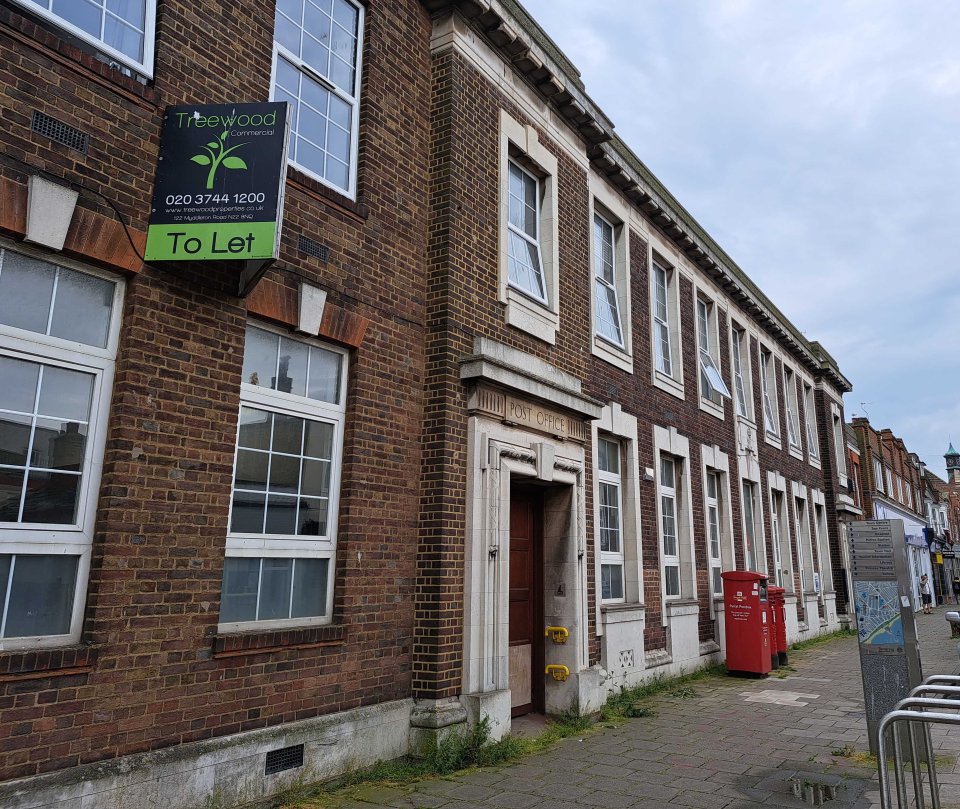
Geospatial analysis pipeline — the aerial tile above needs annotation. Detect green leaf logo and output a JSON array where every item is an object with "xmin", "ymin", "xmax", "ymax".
[{"xmin": 189, "ymin": 113, "xmax": 248, "ymax": 189}]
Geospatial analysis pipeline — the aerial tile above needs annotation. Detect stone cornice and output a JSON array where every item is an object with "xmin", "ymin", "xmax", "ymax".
[{"xmin": 422, "ymin": 0, "xmax": 851, "ymax": 394}]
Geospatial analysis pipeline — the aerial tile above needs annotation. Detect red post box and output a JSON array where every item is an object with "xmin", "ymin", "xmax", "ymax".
[
  {"xmin": 721, "ymin": 571, "xmax": 771, "ymax": 676},
  {"xmin": 768, "ymin": 585, "xmax": 788, "ymax": 666}
]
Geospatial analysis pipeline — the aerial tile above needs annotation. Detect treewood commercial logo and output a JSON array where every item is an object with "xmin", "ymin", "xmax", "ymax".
[{"xmin": 145, "ymin": 103, "xmax": 289, "ymax": 262}]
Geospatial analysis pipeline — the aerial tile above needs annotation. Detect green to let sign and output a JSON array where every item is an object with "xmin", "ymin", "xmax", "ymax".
[{"xmin": 145, "ymin": 102, "xmax": 289, "ymax": 263}]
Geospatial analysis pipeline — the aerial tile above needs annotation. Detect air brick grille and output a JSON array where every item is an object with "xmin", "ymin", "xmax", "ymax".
[
  {"xmin": 31, "ymin": 111, "xmax": 90, "ymax": 153},
  {"xmin": 264, "ymin": 744, "xmax": 304, "ymax": 775},
  {"xmin": 298, "ymin": 235, "xmax": 329, "ymax": 262}
]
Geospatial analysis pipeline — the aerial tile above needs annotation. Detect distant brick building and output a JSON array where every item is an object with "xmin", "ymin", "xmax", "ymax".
[
  {"xmin": 849, "ymin": 418, "xmax": 929, "ymax": 606},
  {"xmin": 0, "ymin": 1, "xmax": 856, "ymax": 806}
]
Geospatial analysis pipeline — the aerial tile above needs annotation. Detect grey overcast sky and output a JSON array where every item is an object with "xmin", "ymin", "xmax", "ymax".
[{"xmin": 519, "ymin": 0, "xmax": 960, "ymax": 476}]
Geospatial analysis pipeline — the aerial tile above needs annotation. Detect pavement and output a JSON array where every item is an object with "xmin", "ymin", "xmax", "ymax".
[{"xmin": 325, "ymin": 610, "xmax": 960, "ymax": 809}]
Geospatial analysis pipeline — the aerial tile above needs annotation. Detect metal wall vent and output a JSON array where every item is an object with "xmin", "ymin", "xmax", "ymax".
[
  {"xmin": 31, "ymin": 111, "xmax": 90, "ymax": 154},
  {"xmin": 265, "ymin": 743, "xmax": 304, "ymax": 775},
  {"xmin": 298, "ymin": 235, "xmax": 329, "ymax": 262}
]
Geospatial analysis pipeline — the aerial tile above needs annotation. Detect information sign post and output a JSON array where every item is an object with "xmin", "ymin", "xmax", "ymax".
[{"xmin": 849, "ymin": 519, "xmax": 922, "ymax": 754}]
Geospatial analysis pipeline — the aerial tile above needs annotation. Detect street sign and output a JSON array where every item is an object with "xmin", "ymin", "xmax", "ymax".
[
  {"xmin": 145, "ymin": 103, "xmax": 289, "ymax": 263},
  {"xmin": 848, "ymin": 520, "xmax": 922, "ymax": 755}
]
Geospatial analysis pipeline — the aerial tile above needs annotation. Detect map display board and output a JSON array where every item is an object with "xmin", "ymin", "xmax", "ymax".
[
  {"xmin": 848, "ymin": 519, "xmax": 922, "ymax": 754},
  {"xmin": 853, "ymin": 581, "xmax": 904, "ymax": 647}
]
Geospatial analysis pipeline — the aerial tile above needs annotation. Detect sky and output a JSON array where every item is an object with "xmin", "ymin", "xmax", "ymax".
[{"xmin": 519, "ymin": 0, "xmax": 960, "ymax": 477}]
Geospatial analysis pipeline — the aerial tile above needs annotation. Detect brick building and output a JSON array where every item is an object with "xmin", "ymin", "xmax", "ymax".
[
  {"xmin": 849, "ymin": 418, "xmax": 929, "ymax": 607},
  {"xmin": 0, "ymin": 0, "xmax": 433, "ymax": 806},
  {"xmin": 0, "ymin": 0, "xmax": 855, "ymax": 806}
]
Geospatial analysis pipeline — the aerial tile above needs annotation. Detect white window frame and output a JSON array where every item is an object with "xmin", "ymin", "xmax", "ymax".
[
  {"xmin": 650, "ymin": 254, "xmax": 684, "ymax": 399},
  {"xmin": 793, "ymin": 488, "xmax": 812, "ymax": 594},
  {"xmin": 766, "ymin": 471, "xmax": 790, "ymax": 588},
  {"xmin": 659, "ymin": 455, "xmax": 681, "ymax": 599},
  {"xmin": 705, "ymin": 470, "xmax": 723, "ymax": 596},
  {"xmin": 701, "ymin": 444, "xmax": 734, "ymax": 612},
  {"xmin": 695, "ymin": 294, "xmax": 731, "ymax": 416},
  {"xmin": 730, "ymin": 324, "xmax": 752, "ymax": 421},
  {"xmin": 0, "ymin": 245, "xmax": 123, "ymax": 650},
  {"xmin": 592, "ymin": 403, "xmax": 643, "ymax": 633},
  {"xmin": 874, "ymin": 457, "xmax": 885, "ymax": 493},
  {"xmin": 13, "ymin": 0, "xmax": 156, "ymax": 77},
  {"xmin": 589, "ymin": 178, "xmax": 633, "ymax": 372},
  {"xmin": 597, "ymin": 436, "xmax": 625, "ymax": 604},
  {"xmin": 271, "ymin": 0, "xmax": 365, "ymax": 199},
  {"xmin": 499, "ymin": 110, "xmax": 559, "ymax": 344},
  {"xmin": 783, "ymin": 365, "xmax": 802, "ymax": 456},
  {"xmin": 830, "ymin": 404, "xmax": 848, "ymax": 488},
  {"xmin": 770, "ymin": 489, "xmax": 792, "ymax": 587},
  {"xmin": 506, "ymin": 160, "xmax": 548, "ymax": 305},
  {"xmin": 741, "ymin": 479, "xmax": 761, "ymax": 573},
  {"xmin": 813, "ymin": 494, "xmax": 831, "ymax": 602},
  {"xmin": 803, "ymin": 382, "xmax": 820, "ymax": 465},
  {"xmin": 220, "ymin": 323, "xmax": 348, "ymax": 632},
  {"xmin": 885, "ymin": 467, "xmax": 893, "ymax": 497},
  {"xmin": 759, "ymin": 347, "xmax": 780, "ymax": 446}
]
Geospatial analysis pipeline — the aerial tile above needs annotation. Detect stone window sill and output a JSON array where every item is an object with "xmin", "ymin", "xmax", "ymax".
[{"xmin": 212, "ymin": 624, "xmax": 346, "ymax": 659}]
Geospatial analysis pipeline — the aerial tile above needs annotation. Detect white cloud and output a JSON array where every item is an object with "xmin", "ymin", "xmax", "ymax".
[{"xmin": 520, "ymin": 0, "xmax": 960, "ymax": 474}]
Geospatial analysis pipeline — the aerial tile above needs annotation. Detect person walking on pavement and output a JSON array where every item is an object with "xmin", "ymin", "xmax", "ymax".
[
  {"xmin": 952, "ymin": 574, "xmax": 960, "ymax": 605},
  {"xmin": 919, "ymin": 573, "xmax": 932, "ymax": 614}
]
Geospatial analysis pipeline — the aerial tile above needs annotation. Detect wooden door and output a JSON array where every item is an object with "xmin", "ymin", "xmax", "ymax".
[{"xmin": 509, "ymin": 491, "xmax": 543, "ymax": 716}]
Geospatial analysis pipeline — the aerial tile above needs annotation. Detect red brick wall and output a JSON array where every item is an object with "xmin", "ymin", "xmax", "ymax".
[{"xmin": 0, "ymin": 0, "xmax": 432, "ymax": 780}]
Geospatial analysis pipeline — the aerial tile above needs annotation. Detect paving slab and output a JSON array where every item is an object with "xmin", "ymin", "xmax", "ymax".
[{"xmin": 325, "ymin": 613, "xmax": 960, "ymax": 808}]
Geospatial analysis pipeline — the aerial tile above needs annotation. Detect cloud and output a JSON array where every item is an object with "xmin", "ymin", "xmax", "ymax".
[{"xmin": 520, "ymin": 0, "xmax": 960, "ymax": 473}]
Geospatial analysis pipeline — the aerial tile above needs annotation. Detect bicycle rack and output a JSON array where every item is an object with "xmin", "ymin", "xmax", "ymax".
[{"xmin": 877, "ymin": 676, "xmax": 960, "ymax": 809}]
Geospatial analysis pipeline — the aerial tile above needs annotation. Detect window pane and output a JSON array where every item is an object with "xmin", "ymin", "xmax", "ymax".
[
  {"xmin": 238, "ymin": 407, "xmax": 271, "ymax": 450},
  {"xmin": 242, "ymin": 327, "xmax": 278, "ymax": 389},
  {"xmin": 220, "ymin": 557, "xmax": 260, "ymax": 622},
  {"xmin": 272, "ymin": 413, "xmax": 304, "ymax": 455},
  {"xmin": 103, "ymin": 16, "xmax": 143, "ymax": 60},
  {"xmin": 21, "ymin": 471, "xmax": 81, "ymax": 524},
  {"xmin": 37, "ymin": 366, "xmax": 94, "ymax": 423},
  {"xmin": 49, "ymin": 268, "xmax": 115, "ymax": 349},
  {"xmin": 297, "ymin": 497, "xmax": 326, "ymax": 535},
  {"xmin": 304, "ymin": 420, "xmax": 333, "ymax": 459},
  {"xmin": 706, "ymin": 472, "xmax": 717, "ymax": 500},
  {"xmin": 601, "ymin": 564, "xmax": 623, "ymax": 601},
  {"xmin": 596, "ymin": 282, "xmax": 623, "ymax": 346},
  {"xmin": 107, "ymin": 0, "xmax": 146, "ymax": 28},
  {"xmin": 300, "ymin": 458, "xmax": 331, "ymax": 497},
  {"xmin": 235, "ymin": 449, "xmax": 268, "ymax": 491},
  {"xmin": 0, "ymin": 356, "xmax": 40, "ymax": 414},
  {"xmin": 52, "ymin": 0, "xmax": 100, "ymax": 37},
  {"xmin": 276, "ymin": 338, "xmax": 308, "ymax": 397},
  {"xmin": 0, "ymin": 252, "xmax": 56, "ymax": 335},
  {"xmin": 665, "ymin": 565, "xmax": 680, "ymax": 597},
  {"xmin": 0, "ymin": 469, "xmax": 25, "ymax": 522},
  {"xmin": 598, "ymin": 438, "xmax": 619, "ymax": 474},
  {"xmin": 327, "ymin": 120, "xmax": 350, "ymax": 161},
  {"xmin": 269, "ymin": 454, "xmax": 300, "ymax": 494},
  {"xmin": 712, "ymin": 567, "xmax": 722, "ymax": 595},
  {"xmin": 2, "ymin": 554, "xmax": 78, "ymax": 637},
  {"xmin": 258, "ymin": 558, "xmax": 293, "ymax": 620},
  {"xmin": 291, "ymin": 557, "xmax": 328, "ymax": 617},
  {"xmin": 308, "ymin": 347, "xmax": 341, "ymax": 403},
  {"xmin": 32, "ymin": 419, "xmax": 87, "ymax": 471},
  {"xmin": 0, "ymin": 413, "xmax": 31, "ymax": 467},
  {"xmin": 231, "ymin": 491, "xmax": 265, "ymax": 533},
  {"xmin": 0, "ymin": 556, "xmax": 8, "ymax": 623},
  {"xmin": 660, "ymin": 457, "xmax": 674, "ymax": 487},
  {"xmin": 265, "ymin": 494, "xmax": 298, "ymax": 534}
]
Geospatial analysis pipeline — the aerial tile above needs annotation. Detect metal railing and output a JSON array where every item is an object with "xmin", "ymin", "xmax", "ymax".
[{"xmin": 877, "ymin": 612, "xmax": 960, "ymax": 808}]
